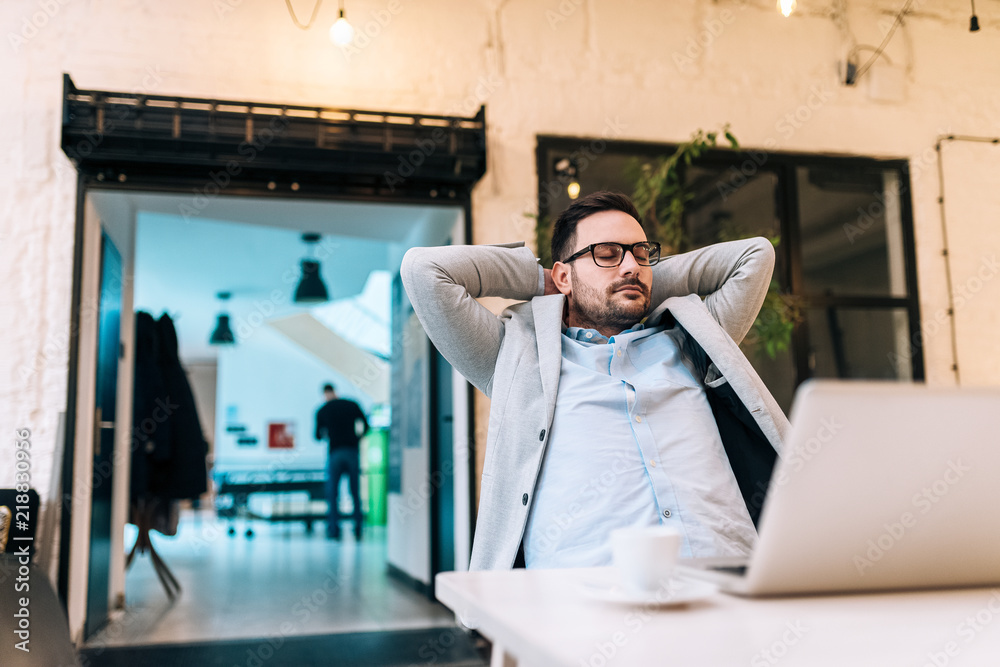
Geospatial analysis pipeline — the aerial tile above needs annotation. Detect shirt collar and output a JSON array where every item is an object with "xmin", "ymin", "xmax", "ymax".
[{"xmin": 565, "ymin": 321, "xmax": 651, "ymax": 344}]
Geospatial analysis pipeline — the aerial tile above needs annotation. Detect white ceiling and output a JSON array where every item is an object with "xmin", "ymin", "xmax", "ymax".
[{"xmin": 91, "ymin": 191, "xmax": 460, "ymax": 361}]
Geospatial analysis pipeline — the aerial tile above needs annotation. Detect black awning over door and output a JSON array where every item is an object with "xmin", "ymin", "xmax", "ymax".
[{"xmin": 60, "ymin": 74, "xmax": 486, "ymax": 201}]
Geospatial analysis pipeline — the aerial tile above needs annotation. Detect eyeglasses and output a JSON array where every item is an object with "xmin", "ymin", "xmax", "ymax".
[{"xmin": 562, "ymin": 241, "xmax": 662, "ymax": 267}]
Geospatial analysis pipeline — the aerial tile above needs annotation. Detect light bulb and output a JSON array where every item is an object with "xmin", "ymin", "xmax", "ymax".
[
  {"xmin": 330, "ymin": 10, "xmax": 354, "ymax": 45},
  {"xmin": 777, "ymin": 0, "xmax": 796, "ymax": 17},
  {"xmin": 567, "ymin": 181, "xmax": 581, "ymax": 199}
]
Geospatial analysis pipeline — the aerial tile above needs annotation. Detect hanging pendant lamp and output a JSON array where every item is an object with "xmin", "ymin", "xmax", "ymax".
[
  {"xmin": 210, "ymin": 291, "xmax": 236, "ymax": 345},
  {"xmin": 294, "ymin": 233, "xmax": 330, "ymax": 304}
]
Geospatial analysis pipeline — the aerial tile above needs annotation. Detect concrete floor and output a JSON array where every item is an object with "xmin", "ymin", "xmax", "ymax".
[{"xmin": 86, "ymin": 511, "xmax": 456, "ymax": 648}]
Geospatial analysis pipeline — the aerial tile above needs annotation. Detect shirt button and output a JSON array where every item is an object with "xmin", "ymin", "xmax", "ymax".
[
  {"xmin": 539, "ymin": 429, "xmax": 546, "ymax": 441},
  {"xmin": 585, "ymin": 331, "xmax": 593, "ymax": 338},
  {"xmin": 616, "ymin": 349, "xmax": 622, "ymax": 357},
  {"xmin": 635, "ymin": 415, "xmax": 642, "ymax": 423},
  {"xmin": 663, "ymin": 509, "xmax": 672, "ymax": 518},
  {"xmin": 650, "ymin": 460, "xmax": 657, "ymax": 467},
  {"xmin": 522, "ymin": 493, "xmax": 529, "ymax": 506}
]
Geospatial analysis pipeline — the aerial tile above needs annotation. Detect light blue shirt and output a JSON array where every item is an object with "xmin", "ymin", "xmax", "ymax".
[{"xmin": 523, "ymin": 321, "xmax": 757, "ymax": 568}]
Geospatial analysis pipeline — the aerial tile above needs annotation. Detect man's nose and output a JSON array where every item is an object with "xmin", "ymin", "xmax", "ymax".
[{"xmin": 618, "ymin": 249, "xmax": 641, "ymax": 275}]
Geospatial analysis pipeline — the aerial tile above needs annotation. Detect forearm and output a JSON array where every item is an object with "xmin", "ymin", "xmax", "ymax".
[
  {"xmin": 400, "ymin": 243, "xmax": 542, "ymax": 394},
  {"xmin": 650, "ymin": 237, "xmax": 775, "ymax": 343},
  {"xmin": 401, "ymin": 243, "xmax": 542, "ymax": 301}
]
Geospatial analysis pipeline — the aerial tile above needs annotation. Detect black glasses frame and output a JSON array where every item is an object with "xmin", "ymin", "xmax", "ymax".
[{"xmin": 562, "ymin": 241, "xmax": 662, "ymax": 267}]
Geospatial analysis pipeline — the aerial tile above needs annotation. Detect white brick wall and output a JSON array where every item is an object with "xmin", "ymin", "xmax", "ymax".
[{"xmin": 2, "ymin": 0, "xmax": 999, "ymax": 496}]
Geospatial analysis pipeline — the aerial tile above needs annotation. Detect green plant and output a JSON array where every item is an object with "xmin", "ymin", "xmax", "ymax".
[
  {"xmin": 629, "ymin": 125, "xmax": 738, "ymax": 254},
  {"xmin": 525, "ymin": 212, "xmax": 553, "ymax": 269},
  {"xmin": 529, "ymin": 125, "xmax": 801, "ymax": 359},
  {"xmin": 628, "ymin": 126, "xmax": 800, "ymax": 359}
]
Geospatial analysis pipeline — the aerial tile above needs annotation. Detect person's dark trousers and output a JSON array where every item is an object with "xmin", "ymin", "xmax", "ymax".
[{"xmin": 326, "ymin": 447, "xmax": 363, "ymax": 539}]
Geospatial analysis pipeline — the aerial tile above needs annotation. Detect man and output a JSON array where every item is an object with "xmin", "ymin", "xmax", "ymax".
[
  {"xmin": 315, "ymin": 383, "xmax": 369, "ymax": 540},
  {"xmin": 400, "ymin": 191, "xmax": 788, "ymax": 570}
]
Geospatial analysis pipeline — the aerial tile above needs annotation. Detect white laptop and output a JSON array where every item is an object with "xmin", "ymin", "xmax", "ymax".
[{"xmin": 677, "ymin": 380, "xmax": 1000, "ymax": 596}]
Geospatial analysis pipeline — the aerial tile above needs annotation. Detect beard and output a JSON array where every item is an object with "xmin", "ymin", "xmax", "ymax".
[{"xmin": 567, "ymin": 268, "xmax": 651, "ymax": 334}]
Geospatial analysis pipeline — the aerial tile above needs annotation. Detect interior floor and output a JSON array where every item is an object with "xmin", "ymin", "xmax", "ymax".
[{"xmin": 86, "ymin": 510, "xmax": 456, "ymax": 647}]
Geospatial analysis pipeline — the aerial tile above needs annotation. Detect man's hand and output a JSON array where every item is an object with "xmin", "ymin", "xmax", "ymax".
[{"xmin": 543, "ymin": 268, "xmax": 561, "ymax": 296}]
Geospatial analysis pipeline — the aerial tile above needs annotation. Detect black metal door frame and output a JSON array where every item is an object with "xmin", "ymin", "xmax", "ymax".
[{"xmin": 57, "ymin": 75, "xmax": 485, "ymax": 611}]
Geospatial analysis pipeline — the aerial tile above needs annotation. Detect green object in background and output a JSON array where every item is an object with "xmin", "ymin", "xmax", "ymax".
[{"xmin": 361, "ymin": 428, "xmax": 388, "ymax": 526}]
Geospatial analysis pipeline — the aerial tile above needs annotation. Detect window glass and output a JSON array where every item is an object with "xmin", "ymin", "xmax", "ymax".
[
  {"xmin": 806, "ymin": 307, "xmax": 913, "ymax": 381},
  {"xmin": 797, "ymin": 166, "xmax": 908, "ymax": 297}
]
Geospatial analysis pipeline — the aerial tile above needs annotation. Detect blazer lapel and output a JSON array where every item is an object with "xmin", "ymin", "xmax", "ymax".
[
  {"xmin": 532, "ymin": 295, "xmax": 564, "ymax": 424},
  {"xmin": 662, "ymin": 295, "xmax": 782, "ymax": 451}
]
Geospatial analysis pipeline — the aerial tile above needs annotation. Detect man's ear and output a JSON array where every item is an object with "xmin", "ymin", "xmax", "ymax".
[{"xmin": 551, "ymin": 261, "xmax": 573, "ymax": 296}]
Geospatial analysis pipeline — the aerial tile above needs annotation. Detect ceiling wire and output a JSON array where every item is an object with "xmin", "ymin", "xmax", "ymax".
[
  {"xmin": 285, "ymin": 0, "xmax": 324, "ymax": 30},
  {"xmin": 853, "ymin": 0, "xmax": 915, "ymax": 82}
]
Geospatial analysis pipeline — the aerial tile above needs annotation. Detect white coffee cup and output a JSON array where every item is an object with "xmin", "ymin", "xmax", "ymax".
[{"xmin": 610, "ymin": 525, "xmax": 682, "ymax": 594}]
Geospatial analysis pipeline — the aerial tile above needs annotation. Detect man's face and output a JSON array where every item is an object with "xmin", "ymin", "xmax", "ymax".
[
  {"xmin": 556, "ymin": 210, "xmax": 652, "ymax": 334},
  {"xmin": 324, "ymin": 389, "xmax": 335, "ymax": 401}
]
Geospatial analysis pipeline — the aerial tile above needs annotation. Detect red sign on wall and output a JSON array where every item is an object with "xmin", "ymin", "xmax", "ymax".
[{"xmin": 267, "ymin": 422, "xmax": 295, "ymax": 449}]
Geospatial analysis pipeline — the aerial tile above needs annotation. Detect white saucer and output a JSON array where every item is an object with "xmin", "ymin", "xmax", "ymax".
[{"xmin": 578, "ymin": 576, "xmax": 718, "ymax": 607}]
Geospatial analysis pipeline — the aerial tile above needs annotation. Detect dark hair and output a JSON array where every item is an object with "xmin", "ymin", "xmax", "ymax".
[
  {"xmin": 323, "ymin": 383, "xmax": 335, "ymax": 393},
  {"xmin": 550, "ymin": 191, "xmax": 642, "ymax": 263}
]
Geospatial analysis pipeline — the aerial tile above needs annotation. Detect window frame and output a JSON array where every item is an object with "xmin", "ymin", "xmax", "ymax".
[{"xmin": 536, "ymin": 135, "xmax": 925, "ymax": 388}]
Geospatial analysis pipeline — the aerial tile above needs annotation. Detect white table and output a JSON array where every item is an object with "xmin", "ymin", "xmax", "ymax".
[{"xmin": 436, "ymin": 567, "xmax": 1000, "ymax": 667}]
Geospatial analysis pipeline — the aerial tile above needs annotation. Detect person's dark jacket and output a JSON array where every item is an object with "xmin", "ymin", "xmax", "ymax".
[
  {"xmin": 316, "ymin": 399, "xmax": 369, "ymax": 451},
  {"xmin": 131, "ymin": 312, "xmax": 209, "ymax": 501}
]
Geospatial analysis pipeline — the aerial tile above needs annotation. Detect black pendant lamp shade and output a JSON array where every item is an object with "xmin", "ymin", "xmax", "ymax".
[
  {"xmin": 294, "ymin": 233, "xmax": 330, "ymax": 304},
  {"xmin": 210, "ymin": 291, "xmax": 236, "ymax": 345}
]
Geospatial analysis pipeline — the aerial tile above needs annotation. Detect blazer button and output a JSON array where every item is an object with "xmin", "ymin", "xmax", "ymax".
[
  {"xmin": 522, "ymin": 493, "xmax": 529, "ymax": 506},
  {"xmin": 538, "ymin": 429, "xmax": 546, "ymax": 441}
]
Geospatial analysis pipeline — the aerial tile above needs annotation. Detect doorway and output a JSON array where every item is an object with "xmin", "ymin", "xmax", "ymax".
[{"xmin": 59, "ymin": 76, "xmax": 486, "ymax": 644}]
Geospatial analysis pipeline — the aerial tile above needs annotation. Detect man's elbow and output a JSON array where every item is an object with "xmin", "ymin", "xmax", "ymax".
[
  {"xmin": 750, "ymin": 237, "xmax": 775, "ymax": 270},
  {"xmin": 400, "ymin": 246, "xmax": 425, "ymax": 292}
]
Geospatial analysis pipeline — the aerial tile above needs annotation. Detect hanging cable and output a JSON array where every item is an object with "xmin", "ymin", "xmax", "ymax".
[
  {"xmin": 285, "ymin": 0, "xmax": 324, "ymax": 30},
  {"xmin": 935, "ymin": 134, "xmax": 1000, "ymax": 385},
  {"xmin": 852, "ymin": 0, "xmax": 915, "ymax": 83}
]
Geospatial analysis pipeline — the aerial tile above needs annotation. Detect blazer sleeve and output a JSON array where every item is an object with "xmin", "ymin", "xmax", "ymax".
[
  {"xmin": 400, "ymin": 243, "xmax": 542, "ymax": 396},
  {"xmin": 648, "ymin": 237, "xmax": 775, "ymax": 344}
]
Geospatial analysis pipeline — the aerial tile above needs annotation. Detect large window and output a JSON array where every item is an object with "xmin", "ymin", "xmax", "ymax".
[{"xmin": 537, "ymin": 137, "xmax": 922, "ymax": 412}]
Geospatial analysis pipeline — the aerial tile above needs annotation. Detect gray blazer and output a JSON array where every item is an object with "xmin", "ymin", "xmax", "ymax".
[{"xmin": 401, "ymin": 237, "xmax": 790, "ymax": 571}]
